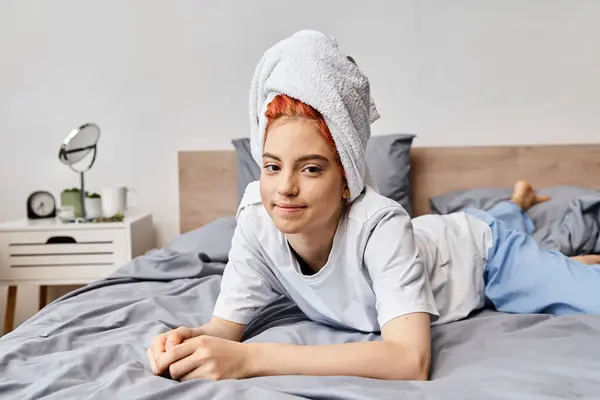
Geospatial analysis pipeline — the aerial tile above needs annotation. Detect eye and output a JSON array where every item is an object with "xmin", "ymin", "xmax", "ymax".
[
  {"xmin": 264, "ymin": 164, "xmax": 280, "ymax": 173},
  {"xmin": 303, "ymin": 165, "xmax": 323, "ymax": 175}
]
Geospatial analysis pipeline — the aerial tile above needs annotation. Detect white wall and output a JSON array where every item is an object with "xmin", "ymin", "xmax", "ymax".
[
  {"xmin": 1, "ymin": 1, "xmax": 600, "ymax": 327},
  {"xmin": 2, "ymin": 0, "xmax": 600, "ymax": 248}
]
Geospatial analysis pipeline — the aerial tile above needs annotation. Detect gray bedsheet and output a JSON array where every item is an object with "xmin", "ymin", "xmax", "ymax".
[{"xmin": 1, "ymin": 246, "xmax": 600, "ymax": 400}]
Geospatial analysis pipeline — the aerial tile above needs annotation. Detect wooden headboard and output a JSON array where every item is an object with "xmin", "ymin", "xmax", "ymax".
[{"xmin": 178, "ymin": 144, "xmax": 600, "ymax": 233}]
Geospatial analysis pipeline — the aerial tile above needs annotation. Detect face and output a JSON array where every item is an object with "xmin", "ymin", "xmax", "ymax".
[{"xmin": 260, "ymin": 117, "xmax": 346, "ymax": 236}]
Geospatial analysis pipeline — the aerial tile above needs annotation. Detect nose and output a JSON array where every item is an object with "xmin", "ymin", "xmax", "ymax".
[{"xmin": 277, "ymin": 171, "xmax": 298, "ymax": 197}]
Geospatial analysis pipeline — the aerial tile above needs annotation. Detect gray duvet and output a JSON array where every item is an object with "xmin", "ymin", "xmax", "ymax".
[{"xmin": 1, "ymin": 210, "xmax": 600, "ymax": 399}]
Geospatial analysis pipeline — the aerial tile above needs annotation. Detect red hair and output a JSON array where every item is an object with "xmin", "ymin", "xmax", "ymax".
[{"xmin": 265, "ymin": 94, "xmax": 344, "ymax": 175}]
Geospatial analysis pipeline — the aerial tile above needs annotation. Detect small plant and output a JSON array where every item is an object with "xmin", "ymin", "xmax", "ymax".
[
  {"xmin": 91, "ymin": 213, "xmax": 124, "ymax": 223},
  {"xmin": 61, "ymin": 188, "xmax": 101, "ymax": 198}
]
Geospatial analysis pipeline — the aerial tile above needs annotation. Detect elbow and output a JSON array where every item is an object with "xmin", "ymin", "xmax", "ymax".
[
  {"xmin": 383, "ymin": 364, "xmax": 429, "ymax": 382},
  {"xmin": 408, "ymin": 351, "xmax": 431, "ymax": 381},
  {"xmin": 410, "ymin": 363, "xmax": 430, "ymax": 381},
  {"xmin": 395, "ymin": 360, "xmax": 429, "ymax": 381},
  {"xmin": 385, "ymin": 347, "xmax": 431, "ymax": 381}
]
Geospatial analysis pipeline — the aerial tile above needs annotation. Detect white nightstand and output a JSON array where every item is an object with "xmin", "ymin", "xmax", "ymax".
[{"xmin": 0, "ymin": 211, "xmax": 155, "ymax": 333}]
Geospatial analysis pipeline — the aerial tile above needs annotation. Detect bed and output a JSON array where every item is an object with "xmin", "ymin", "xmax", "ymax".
[{"xmin": 2, "ymin": 142, "xmax": 600, "ymax": 399}]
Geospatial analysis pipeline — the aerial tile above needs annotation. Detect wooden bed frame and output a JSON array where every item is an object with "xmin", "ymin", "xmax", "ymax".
[{"xmin": 178, "ymin": 144, "xmax": 600, "ymax": 233}]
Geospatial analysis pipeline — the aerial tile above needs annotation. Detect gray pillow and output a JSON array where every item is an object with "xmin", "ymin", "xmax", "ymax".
[
  {"xmin": 231, "ymin": 138, "xmax": 261, "ymax": 205},
  {"xmin": 231, "ymin": 133, "xmax": 416, "ymax": 216},
  {"xmin": 430, "ymin": 187, "xmax": 513, "ymax": 215},
  {"xmin": 365, "ymin": 134, "xmax": 415, "ymax": 216},
  {"xmin": 168, "ymin": 216, "xmax": 237, "ymax": 262}
]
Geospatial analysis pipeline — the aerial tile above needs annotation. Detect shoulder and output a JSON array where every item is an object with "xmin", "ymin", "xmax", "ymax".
[
  {"xmin": 235, "ymin": 181, "xmax": 279, "ymax": 241},
  {"xmin": 237, "ymin": 181, "xmax": 267, "ymax": 223},
  {"xmin": 237, "ymin": 181, "xmax": 263, "ymax": 213},
  {"xmin": 347, "ymin": 186, "xmax": 412, "ymax": 231},
  {"xmin": 340, "ymin": 186, "xmax": 414, "ymax": 260}
]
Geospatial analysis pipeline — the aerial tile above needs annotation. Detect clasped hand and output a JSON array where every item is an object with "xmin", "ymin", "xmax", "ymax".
[{"xmin": 146, "ymin": 327, "xmax": 251, "ymax": 381}]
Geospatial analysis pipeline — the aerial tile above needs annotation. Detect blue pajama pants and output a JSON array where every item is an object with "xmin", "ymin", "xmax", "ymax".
[{"xmin": 464, "ymin": 201, "xmax": 600, "ymax": 315}]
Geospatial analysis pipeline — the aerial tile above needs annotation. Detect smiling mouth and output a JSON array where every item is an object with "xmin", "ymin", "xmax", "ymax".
[{"xmin": 275, "ymin": 204, "xmax": 307, "ymax": 214}]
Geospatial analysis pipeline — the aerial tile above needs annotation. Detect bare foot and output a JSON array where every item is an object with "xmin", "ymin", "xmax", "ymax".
[
  {"xmin": 571, "ymin": 254, "xmax": 600, "ymax": 265},
  {"xmin": 511, "ymin": 180, "xmax": 552, "ymax": 211}
]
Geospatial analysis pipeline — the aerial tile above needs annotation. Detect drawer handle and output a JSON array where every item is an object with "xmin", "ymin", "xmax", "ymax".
[{"xmin": 46, "ymin": 236, "xmax": 77, "ymax": 244}]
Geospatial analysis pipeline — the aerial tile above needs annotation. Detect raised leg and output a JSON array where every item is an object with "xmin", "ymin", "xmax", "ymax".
[
  {"xmin": 486, "ymin": 201, "xmax": 535, "ymax": 235},
  {"xmin": 473, "ymin": 180, "xmax": 551, "ymax": 235}
]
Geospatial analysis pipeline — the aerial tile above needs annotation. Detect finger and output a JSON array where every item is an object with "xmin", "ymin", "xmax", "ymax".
[
  {"xmin": 169, "ymin": 353, "xmax": 204, "ymax": 380},
  {"xmin": 165, "ymin": 333, "xmax": 181, "ymax": 351},
  {"xmin": 147, "ymin": 335, "xmax": 168, "ymax": 374},
  {"xmin": 179, "ymin": 364, "xmax": 213, "ymax": 382},
  {"xmin": 150, "ymin": 334, "xmax": 167, "ymax": 356},
  {"xmin": 150, "ymin": 335, "xmax": 168, "ymax": 371},
  {"xmin": 166, "ymin": 327, "xmax": 200, "ymax": 350},
  {"xmin": 155, "ymin": 340, "xmax": 198, "ymax": 373}
]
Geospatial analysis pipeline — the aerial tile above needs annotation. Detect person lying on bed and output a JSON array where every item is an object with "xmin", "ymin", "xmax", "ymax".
[
  {"xmin": 147, "ymin": 31, "xmax": 600, "ymax": 382},
  {"xmin": 146, "ymin": 92, "xmax": 600, "ymax": 381}
]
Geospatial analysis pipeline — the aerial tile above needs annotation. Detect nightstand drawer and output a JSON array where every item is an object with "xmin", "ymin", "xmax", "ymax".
[
  {"xmin": 9, "ymin": 243, "xmax": 111, "ymax": 255},
  {"xmin": 0, "ymin": 228, "xmax": 127, "ymax": 282},
  {"xmin": 10, "ymin": 254, "xmax": 115, "ymax": 266},
  {"xmin": 6, "ymin": 229, "xmax": 121, "ymax": 270},
  {"xmin": 8, "ymin": 229, "xmax": 119, "ymax": 246}
]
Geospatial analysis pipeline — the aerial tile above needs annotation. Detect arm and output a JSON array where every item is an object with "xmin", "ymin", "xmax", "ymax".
[
  {"xmin": 149, "ymin": 210, "xmax": 283, "ymax": 374},
  {"xmin": 170, "ymin": 214, "xmax": 282, "ymax": 343},
  {"xmin": 246, "ymin": 312, "xmax": 432, "ymax": 381},
  {"xmin": 195, "ymin": 316, "xmax": 245, "ymax": 342}
]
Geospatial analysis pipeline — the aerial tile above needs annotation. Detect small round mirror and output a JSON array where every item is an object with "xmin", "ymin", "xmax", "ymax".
[
  {"xmin": 58, "ymin": 123, "xmax": 101, "ymax": 221},
  {"xmin": 58, "ymin": 123, "xmax": 100, "ymax": 172}
]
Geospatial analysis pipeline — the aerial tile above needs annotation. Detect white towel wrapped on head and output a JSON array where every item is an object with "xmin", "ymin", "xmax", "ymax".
[{"xmin": 249, "ymin": 29, "xmax": 380, "ymax": 202}]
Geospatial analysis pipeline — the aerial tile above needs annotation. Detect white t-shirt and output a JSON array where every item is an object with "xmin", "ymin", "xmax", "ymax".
[{"xmin": 213, "ymin": 182, "xmax": 493, "ymax": 332}]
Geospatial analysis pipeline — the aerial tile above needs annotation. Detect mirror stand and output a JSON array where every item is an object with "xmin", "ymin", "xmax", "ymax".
[
  {"xmin": 79, "ymin": 170, "xmax": 87, "ymax": 221},
  {"xmin": 58, "ymin": 123, "xmax": 101, "ymax": 222}
]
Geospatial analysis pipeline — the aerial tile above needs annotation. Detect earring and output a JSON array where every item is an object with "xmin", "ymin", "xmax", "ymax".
[{"xmin": 342, "ymin": 187, "xmax": 350, "ymax": 200}]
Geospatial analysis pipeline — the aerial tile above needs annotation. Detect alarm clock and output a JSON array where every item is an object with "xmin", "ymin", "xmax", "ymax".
[{"xmin": 27, "ymin": 191, "xmax": 57, "ymax": 219}]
